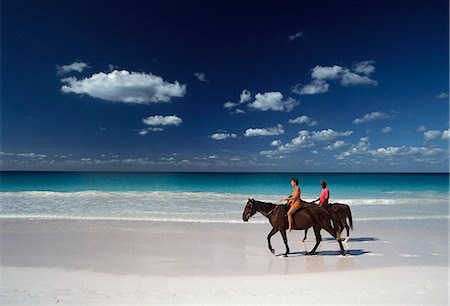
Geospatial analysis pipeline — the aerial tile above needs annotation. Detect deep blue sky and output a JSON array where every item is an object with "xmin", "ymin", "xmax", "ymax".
[{"xmin": 1, "ymin": 0, "xmax": 449, "ymax": 172}]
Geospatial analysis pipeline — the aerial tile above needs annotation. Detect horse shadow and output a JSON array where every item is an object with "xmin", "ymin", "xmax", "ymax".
[
  {"xmin": 322, "ymin": 237, "xmax": 379, "ymax": 242},
  {"xmin": 276, "ymin": 249, "xmax": 370, "ymax": 257}
]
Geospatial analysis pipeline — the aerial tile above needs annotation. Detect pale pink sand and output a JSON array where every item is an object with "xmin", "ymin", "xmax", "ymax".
[{"xmin": 1, "ymin": 218, "xmax": 448, "ymax": 305}]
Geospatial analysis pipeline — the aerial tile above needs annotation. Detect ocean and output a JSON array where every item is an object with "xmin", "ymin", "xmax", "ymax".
[{"xmin": 0, "ymin": 172, "xmax": 448, "ymax": 223}]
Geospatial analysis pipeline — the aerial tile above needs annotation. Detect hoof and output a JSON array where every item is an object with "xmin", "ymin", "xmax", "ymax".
[
  {"xmin": 344, "ymin": 237, "xmax": 349, "ymax": 243},
  {"xmin": 282, "ymin": 254, "xmax": 288, "ymax": 258},
  {"xmin": 270, "ymin": 249, "xmax": 275, "ymax": 254},
  {"xmin": 340, "ymin": 252, "xmax": 346, "ymax": 256},
  {"xmin": 307, "ymin": 252, "xmax": 317, "ymax": 256},
  {"xmin": 301, "ymin": 239, "xmax": 306, "ymax": 242}
]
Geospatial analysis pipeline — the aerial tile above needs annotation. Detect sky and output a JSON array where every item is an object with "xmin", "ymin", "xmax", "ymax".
[{"xmin": 1, "ymin": 0, "xmax": 449, "ymax": 172}]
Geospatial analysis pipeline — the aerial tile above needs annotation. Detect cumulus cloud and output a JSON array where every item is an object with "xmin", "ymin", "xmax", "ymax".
[
  {"xmin": 260, "ymin": 128, "xmax": 352, "ymax": 156},
  {"xmin": 340, "ymin": 70, "xmax": 378, "ymax": 87},
  {"xmin": 16, "ymin": 152, "xmax": 47, "ymax": 159},
  {"xmin": 244, "ymin": 124, "xmax": 284, "ymax": 137},
  {"xmin": 270, "ymin": 139, "xmax": 282, "ymax": 146},
  {"xmin": 416, "ymin": 125, "xmax": 427, "ymax": 132},
  {"xmin": 436, "ymin": 92, "xmax": 449, "ymax": 99},
  {"xmin": 247, "ymin": 92, "xmax": 298, "ymax": 112},
  {"xmin": 61, "ymin": 70, "xmax": 186, "ymax": 104},
  {"xmin": 288, "ymin": 31, "xmax": 304, "ymax": 41},
  {"xmin": 223, "ymin": 89, "xmax": 251, "ymax": 109},
  {"xmin": 142, "ymin": 115, "xmax": 183, "ymax": 126},
  {"xmin": 325, "ymin": 140, "xmax": 347, "ymax": 150},
  {"xmin": 193, "ymin": 72, "xmax": 208, "ymax": 82},
  {"xmin": 209, "ymin": 132, "xmax": 237, "ymax": 140},
  {"xmin": 56, "ymin": 61, "xmax": 90, "ymax": 75},
  {"xmin": 353, "ymin": 111, "xmax": 390, "ymax": 124},
  {"xmin": 311, "ymin": 65, "xmax": 343, "ymax": 80},
  {"xmin": 137, "ymin": 127, "xmax": 164, "ymax": 135},
  {"xmin": 240, "ymin": 89, "xmax": 251, "ymax": 103},
  {"xmin": 288, "ymin": 115, "xmax": 318, "ymax": 126},
  {"xmin": 336, "ymin": 134, "xmax": 445, "ymax": 161},
  {"xmin": 382, "ymin": 127, "xmax": 393, "ymax": 133},
  {"xmin": 294, "ymin": 60, "xmax": 377, "ymax": 95},
  {"xmin": 293, "ymin": 79, "xmax": 329, "ymax": 95},
  {"xmin": 352, "ymin": 60, "xmax": 376, "ymax": 75},
  {"xmin": 423, "ymin": 129, "xmax": 449, "ymax": 141}
]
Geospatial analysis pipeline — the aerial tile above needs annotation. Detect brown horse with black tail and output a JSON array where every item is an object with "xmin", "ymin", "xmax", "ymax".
[
  {"xmin": 303, "ymin": 203, "xmax": 353, "ymax": 243},
  {"xmin": 242, "ymin": 198, "xmax": 346, "ymax": 257}
]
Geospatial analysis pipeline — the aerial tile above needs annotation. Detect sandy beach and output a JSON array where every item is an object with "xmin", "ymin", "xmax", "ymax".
[{"xmin": 1, "ymin": 217, "xmax": 448, "ymax": 305}]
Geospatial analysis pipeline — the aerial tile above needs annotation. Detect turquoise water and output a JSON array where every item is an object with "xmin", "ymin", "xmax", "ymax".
[{"xmin": 1, "ymin": 172, "xmax": 448, "ymax": 223}]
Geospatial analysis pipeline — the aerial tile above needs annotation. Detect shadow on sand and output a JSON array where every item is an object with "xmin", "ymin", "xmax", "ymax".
[
  {"xmin": 276, "ymin": 249, "xmax": 371, "ymax": 257},
  {"xmin": 321, "ymin": 237, "xmax": 379, "ymax": 242}
]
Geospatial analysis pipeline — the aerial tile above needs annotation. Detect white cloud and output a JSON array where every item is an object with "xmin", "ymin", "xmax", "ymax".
[
  {"xmin": 288, "ymin": 31, "xmax": 304, "ymax": 41},
  {"xmin": 193, "ymin": 72, "xmax": 208, "ymax": 82},
  {"xmin": 311, "ymin": 65, "xmax": 343, "ymax": 80},
  {"xmin": 142, "ymin": 115, "xmax": 183, "ymax": 126},
  {"xmin": 416, "ymin": 125, "xmax": 427, "ymax": 132},
  {"xmin": 340, "ymin": 69, "xmax": 378, "ymax": 87},
  {"xmin": 360, "ymin": 136, "xmax": 369, "ymax": 142},
  {"xmin": 371, "ymin": 146, "xmax": 444, "ymax": 158},
  {"xmin": 261, "ymin": 128, "xmax": 353, "ymax": 156},
  {"xmin": 353, "ymin": 112, "xmax": 390, "ymax": 124},
  {"xmin": 436, "ymin": 92, "xmax": 449, "ymax": 99},
  {"xmin": 294, "ymin": 79, "xmax": 329, "ymax": 95},
  {"xmin": 337, "ymin": 135, "xmax": 446, "ymax": 160},
  {"xmin": 234, "ymin": 109, "xmax": 246, "ymax": 114},
  {"xmin": 137, "ymin": 127, "xmax": 164, "ymax": 135},
  {"xmin": 223, "ymin": 89, "xmax": 251, "ymax": 109},
  {"xmin": 61, "ymin": 70, "xmax": 186, "ymax": 104},
  {"xmin": 288, "ymin": 115, "xmax": 318, "ymax": 126},
  {"xmin": 294, "ymin": 60, "xmax": 377, "ymax": 95},
  {"xmin": 382, "ymin": 127, "xmax": 393, "ymax": 133},
  {"xmin": 209, "ymin": 132, "xmax": 237, "ymax": 140},
  {"xmin": 353, "ymin": 60, "xmax": 376, "ymax": 75},
  {"xmin": 270, "ymin": 139, "xmax": 282, "ymax": 146},
  {"xmin": 442, "ymin": 129, "xmax": 450, "ymax": 140},
  {"xmin": 16, "ymin": 152, "xmax": 47, "ymax": 159},
  {"xmin": 325, "ymin": 140, "xmax": 347, "ymax": 150},
  {"xmin": 248, "ymin": 92, "xmax": 298, "ymax": 112},
  {"xmin": 223, "ymin": 101, "xmax": 238, "ymax": 109},
  {"xmin": 56, "ymin": 61, "xmax": 90, "ymax": 75},
  {"xmin": 244, "ymin": 124, "xmax": 284, "ymax": 137},
  {"xmin": 424, "ymin": 130, "xmax": 442, "ymax": 141},
  {"xmin": 240, "ymin": 89, "xmax": 251, "ymax": 103}
]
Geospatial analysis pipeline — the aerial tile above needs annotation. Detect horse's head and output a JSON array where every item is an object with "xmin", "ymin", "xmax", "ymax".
[{"xmin": 242, "ymin": 198, "xmax": 257, "ymax": 222}]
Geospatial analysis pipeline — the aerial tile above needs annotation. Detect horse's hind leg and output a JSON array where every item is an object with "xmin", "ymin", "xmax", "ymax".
[
  {"xmin": 302, "ymin": 228, "xmax": 308, "ymax": 242},
  {"xmin": 343, "ymin": 219, "xmax": 350, "ymax": 243},
  {"xmin": 280, "ymin": 230, "xmax": 290, "ymax": 256},
  {"xmin": 308, "ymin": 226, "xmax": 322, "ymax": 255},
  {"xmin": 267, "ymin": 227, "xmax": 279, "ymax": 254}
]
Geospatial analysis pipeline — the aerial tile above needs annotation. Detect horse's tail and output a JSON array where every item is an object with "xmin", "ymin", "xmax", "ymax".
[
  {"xmin": 329, "ymin": 210, "xmax": 341, "ymax": 240},
  {"xmin": 347, "ymin": 205, "xmax": 353, "ymax": 230}
]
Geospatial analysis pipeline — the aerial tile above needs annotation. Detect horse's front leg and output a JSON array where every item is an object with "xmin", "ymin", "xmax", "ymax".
[
  {"xmin": 267, "ymin": 227, "xmax": 279, "ymax": 254},
  {"xmin": 280, "ymin": 230, "xmax": 290, "ymax": 256},
  {"xmin": 302, "ymin": 228, "xmax": 308, "ymax": 242},
  {"xmin": 308, "ymin": 226, "xmax": 322, "ymax": 255}
]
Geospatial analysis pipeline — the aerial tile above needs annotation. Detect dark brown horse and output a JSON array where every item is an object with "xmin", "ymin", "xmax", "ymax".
[
  {"xmin": 242, "ymin": 198, "xmax": 345, "ymax": 256},
  {"xmin": 303, "ymin": 203, "xmax": 353, "ymax": 243}
]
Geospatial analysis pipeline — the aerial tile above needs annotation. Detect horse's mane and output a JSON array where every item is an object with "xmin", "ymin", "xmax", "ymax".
[{"xmin": 251, "ymin": 199, "xmax": 277, "ymax": 208}]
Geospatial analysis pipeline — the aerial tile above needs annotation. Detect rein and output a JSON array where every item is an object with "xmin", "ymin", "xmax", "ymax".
[{"xmin": 253, "ymin": 200, "xmax": 281, "ymax": 218}]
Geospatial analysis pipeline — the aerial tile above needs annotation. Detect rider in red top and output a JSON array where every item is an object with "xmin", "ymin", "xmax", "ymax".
[{"xmin": 314, "ymin": 180, "xmax": 329, "ymax": 208}]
